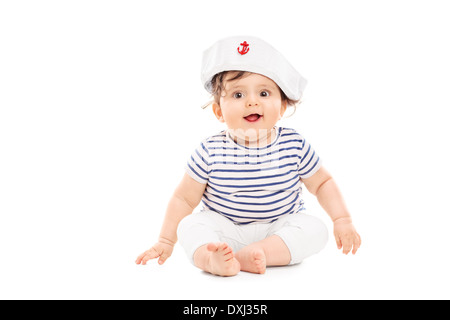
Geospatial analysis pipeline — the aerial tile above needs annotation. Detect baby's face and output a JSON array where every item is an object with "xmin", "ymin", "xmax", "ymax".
[{"xmin": 213, "ymin": 72, "xmax": 287, "ymax": 143}]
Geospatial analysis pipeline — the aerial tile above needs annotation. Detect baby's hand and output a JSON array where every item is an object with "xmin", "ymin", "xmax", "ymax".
[
  {"xmin": 333, "ymin": 217, "xmax": 361, "ymax": 255},
  {"xmin": 135, "ymin": 238, "xmax": 174, "ymax": 265}
]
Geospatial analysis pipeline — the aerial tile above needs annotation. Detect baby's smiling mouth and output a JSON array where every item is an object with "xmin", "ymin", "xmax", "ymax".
[{"xmin": 244, "ymin": 113, "xmax": 262, "ymax": 122}]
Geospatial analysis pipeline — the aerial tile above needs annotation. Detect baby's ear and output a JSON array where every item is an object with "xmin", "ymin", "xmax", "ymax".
[
  {"xmin": 279, "ymin": 100, "xmax": 288, "ymax": 120},
  {"xmin": 212, "ymin": 102, "xmax": 225, "ymax": 123}
]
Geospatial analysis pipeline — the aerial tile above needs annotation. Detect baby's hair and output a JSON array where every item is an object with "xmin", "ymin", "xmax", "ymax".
[{"xmin": 201, "ymin": 71, "xmax": 301, "ymax": 116}]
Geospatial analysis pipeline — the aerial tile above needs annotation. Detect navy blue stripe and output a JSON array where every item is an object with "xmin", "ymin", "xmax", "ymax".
[
  {"xmin": 203, "ymin": 195, "xmax": 298, "ymax": 220},
  {"xmin": 190, "ymin": 155, "xmax": 208, "ymax": 175},
  {"xmin": 299, "ymin": 150, "xmax": 316, "ymax": 172},
  {"xmin": 300, "ymin": 144, "xmax": 310, "ymax": 162},
  {"xmin": 209, "ymin": 169, "xmax": 298, "ymax": 181},
  {"xmin": 209, "ymin": 146, "xmax": 301, "ymax": 158},
  {"xmin": 205, "ymin": 180, "xmax": 300, "ymax": 198},
  {"xmin": 300, "ymin": 157, "xmax": 321, "ymax": 176},
  {"xmin": 233, "ymin": 190, "xmax": 285, "ymax": 198},
  {"xmin": 187, "ymin": 163, "xmax": 208, "ymax": 182},
  {"xmin": 207, "ymin": 172, "xmax": 299, "ymax": 189},
  {"xmin": 209, "ymin": 132, "xmax": 227, "ymax": 139},
  {"xmin": 277, "ymin": 139, "xmax": 303, "ymax": 146},
  {"xmin": 200, "ymin": 142, "xmax": 210, "ymax": 158},
  {"xmin": 207, "ymin": 139, "xmax": 301, "ymax": 150},
  {"xmin": 210, "ymin": 161, "xmax": 297, "ymax": 174},
  {"xmin": 209, "ymin": 154, "xmax": 300, "ymax": 166},
  {"xmin": 207, "ymin": 190, "xmax": 295, "ymax": 206},
  {"xmin": 207, "ymin": 185, "xmax": 287, "ymax": 199},
  {"xmin": 282, "ymin": 132, "xmax": 301, "ymax": 137},
  {"xmin": 208, "ymin": 146, "xmax": 241, "ymax": 151},
  {"xmin": 194, "ymin": 149, "xmax": 209, "ymax": 167}
]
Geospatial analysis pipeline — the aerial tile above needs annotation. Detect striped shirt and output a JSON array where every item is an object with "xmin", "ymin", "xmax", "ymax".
[{"xmin": 186, "ymin": 127, "xmax": 322, "ymax": 224}]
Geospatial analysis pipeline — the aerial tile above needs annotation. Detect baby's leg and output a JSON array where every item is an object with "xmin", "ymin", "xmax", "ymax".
[
  {"xmin": 193, "ymin": 242, "xmax": 240, "ymax": 277},
  {"xmin": 235, "ymin": 235, "xmax": 290, "ymax": 274},
  {"xmin": 269, "ymin": 213, "xmax": 328, "ymax": 265},
  {"xmin": 177, "ymin": 211, "xmax": 243, "ymax": 276},
  {"xmin": 236, "ymin": 213, "xmax": 328, "ymax": 274}
]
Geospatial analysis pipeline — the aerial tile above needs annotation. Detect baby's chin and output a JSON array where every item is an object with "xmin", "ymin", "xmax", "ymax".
[{"xmin": 228, "ymin": 128, "xmax": 273, "ymax": 144}]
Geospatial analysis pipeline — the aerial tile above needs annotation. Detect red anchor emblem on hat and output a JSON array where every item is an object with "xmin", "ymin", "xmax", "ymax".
[{"xmin": 237, "ymin": 41, "xmax": 250, "ymax": 55}]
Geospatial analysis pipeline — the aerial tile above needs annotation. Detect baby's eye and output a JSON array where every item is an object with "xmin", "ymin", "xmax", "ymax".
[
  {"xmin": 260, "ymin": 90, "xmax": 270, "ymax": 97},
  {"xmin": 233, "ymin": 92, "xmax": 244, "ymax": 99}
]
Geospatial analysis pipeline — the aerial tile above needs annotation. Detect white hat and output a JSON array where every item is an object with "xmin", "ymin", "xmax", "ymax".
[{"xmin": 201, "ymin": 36, "xmax": 307, "ymax": 101}]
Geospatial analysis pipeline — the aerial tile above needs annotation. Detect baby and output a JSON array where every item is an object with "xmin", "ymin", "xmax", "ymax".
[{"xmin": 136, "ymin": 36, "xmax": 361, "ymax": 276}]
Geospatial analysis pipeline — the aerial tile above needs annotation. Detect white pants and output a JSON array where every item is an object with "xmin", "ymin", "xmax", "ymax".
[{"xmin": 177, "ymin": 210, "xmax": 328, "ymax": 265}]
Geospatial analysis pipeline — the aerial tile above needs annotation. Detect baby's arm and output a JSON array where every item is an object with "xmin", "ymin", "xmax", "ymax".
[
  {"xmin": 302, "ymin": 167, "xmax": 361, "ymax": 254},
  {"xmin": 135, "ymin": 173, "xmax": 206, "ymax": 265}
]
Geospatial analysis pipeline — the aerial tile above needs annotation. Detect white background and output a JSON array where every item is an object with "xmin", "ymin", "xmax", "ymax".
[{"xmin": 1, "ymin": 0, "xmax": 450, "ymax": 300}]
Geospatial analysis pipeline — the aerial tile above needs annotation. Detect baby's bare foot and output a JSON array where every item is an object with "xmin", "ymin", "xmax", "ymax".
[
  {"xmin": 206, "ymin": 242, "xmax": 240, "ymax": 277},
  {"xmin": 235, "ymin": 247, "xmax": 266, "ymax": 274}
]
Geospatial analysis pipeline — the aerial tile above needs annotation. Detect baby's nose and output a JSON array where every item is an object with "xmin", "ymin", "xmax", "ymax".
[{"xmin": 246, "ymin": 94, "xmax": 259, "ymax": 107}]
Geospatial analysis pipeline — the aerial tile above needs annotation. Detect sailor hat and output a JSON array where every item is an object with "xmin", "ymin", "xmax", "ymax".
[{"xmin": 201, "ymin": 36, "xmax": 307, "ymax": 101}]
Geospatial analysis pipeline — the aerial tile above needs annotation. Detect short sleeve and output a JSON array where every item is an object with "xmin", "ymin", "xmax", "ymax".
[
  {"xmin": 185, "ymin": 141, "xmax": 210, "ymax": 184},
  {"xmin": 298, "ymin": 136, "xmax": 322, "ymax": 179}
]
